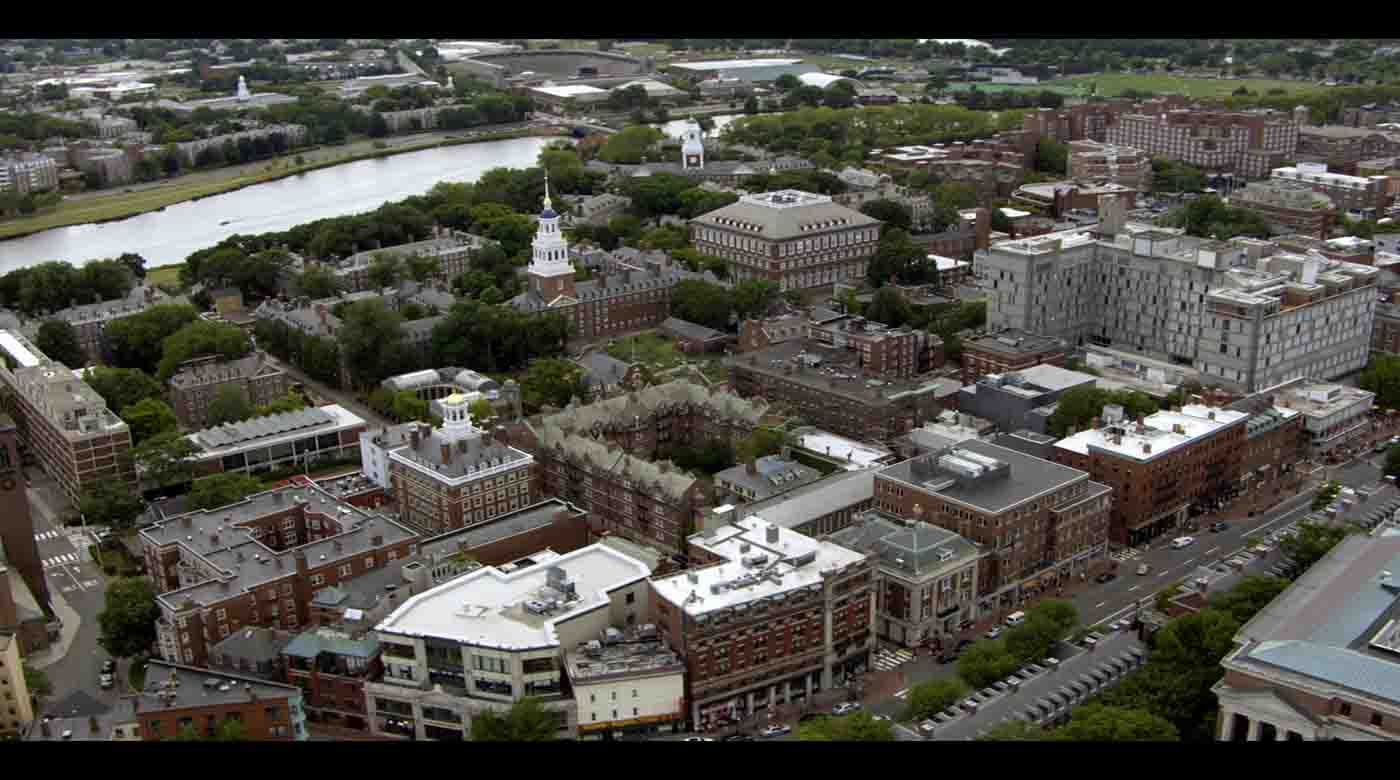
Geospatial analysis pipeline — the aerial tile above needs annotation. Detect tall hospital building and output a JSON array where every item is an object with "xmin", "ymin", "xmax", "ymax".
[{"xmin": 976, "ymin": 205, "xmax": 1379, "ymax": 393}]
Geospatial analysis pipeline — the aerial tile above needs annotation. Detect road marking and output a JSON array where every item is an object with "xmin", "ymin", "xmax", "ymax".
[
  {"xmin": 1128, "ymin": 585, "xmax": 1139, "ymax": 592},
  {"xmin": 1157, "ymin": 570, "xmax": 1170, "ymax": 578},
  {"xmin": 1094, "ymin": 601, "xmax": 1107, "ymax": 608},
  {"xmin": 1180, "ymin": 557, "xmax": 1198, "ymax": 568},
  {"xmin": 894, "ymin": 689, "xmax": 909, "ymax": 699},
  {"xmin": 1204, "ymin": 546, "xmax": 1220, "ymax": 555}
]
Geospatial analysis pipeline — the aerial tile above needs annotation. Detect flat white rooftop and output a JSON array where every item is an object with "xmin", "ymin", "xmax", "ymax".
[
  {"xmin": 375, "ymin": 543, "xmax": 651, "ymax": 651},
  {"xmin": 651, "ymin": 516, "xmax": 866, "ymax": 618},
  {"xmin": 1015, "ymin": 363, "xmax": 1096, "ymax": 392},
  {"xmin": 0, "ymin": 330, "xmax": 42, "ymax": 368},
  {"xmin": 930, "ymin": 254, "xmax": 970, "ymax": 271},
  {"xmin": 797, "ymin": 431, "xmax": 892, "ymax": 470},
  {"xmin": 1055, "ymin": 404, "xmax": 1249, "ymax": 460},
  {"xmin": 531, "ymin": 84, "xmax": 607, "ymax": 97}
]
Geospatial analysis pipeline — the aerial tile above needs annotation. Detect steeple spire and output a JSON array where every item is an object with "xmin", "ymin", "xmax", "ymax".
[{"xmin": 543, "ymin": 170, "xmax": 552, "ymax": 213}]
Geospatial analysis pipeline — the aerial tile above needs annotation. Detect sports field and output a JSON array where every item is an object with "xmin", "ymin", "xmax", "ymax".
[{"xmin": 1042, "ymin": 72, "xmax": 1314, "ymax": 98}]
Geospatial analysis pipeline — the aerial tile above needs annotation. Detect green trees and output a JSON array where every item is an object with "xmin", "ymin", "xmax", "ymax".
[
  {"xmin": 797, "ymin": 712, "xmax": 894, "ymax": 741},
  {"xmin": 597, "ymin": 126, "xmax": 665, "ymax": 164},
  {"xmin": 187, "ymin": 472, "xmax": 265, "ymax": 512},
  {"xmin": 98, "ymin": 577, "xmax": 161, "ymax": 659},
  {"xmin": 1053, "ymin": 704, "xmax": 1179, "ymax": 742},
  {"xmin": 669, "ymin": 279, "xmax": 733, "ymax": 331},
  {"xmin": 1035, "ymin": 138, "xmax": 1068, "ymax": 175},
  {"xmin": 430, "ymin": 301, "xmax": 569, "ymax": 374},
  {"xmin": 734, "ymin": 427, "xmax": 786, "ymax": 464},
  {"xmin": 906, "ymin": 678, "xmax": 968, "ymax": 722},
  {"xmin": 156, "ymin": 320, "xmax": 251, "ymax": 380},
  {"xmin": 520, "ymin": 358, "xmax": 589, "ymax": 413},
  {"xmin": 864, "ymin": 287, "xmax": 912, "ymax": 328},
  {"xmin": 1280, "ymin": 521, "xmax": 1352, "ymax": 575},
  {"xmin": 0, "ymin": 259, "xmax": 136, "ymax": 318},
  {"xmin": 207, "ymin": 385, "xmax": 256, "ymax": 427},
  {"xmin": 860, "ymin": 199, "xmax": 913, "ymax": 232},
  {"xmin": 101, "ymin": 303, "xmax": 201, "ymax": 374},
  {"xmin": 337, "ymin": 298, "xmax": 405, "ymax": 389},
  {"xmin": 122, "ymin": 398, "xmax": 178, "ymax": 444},
  {"xmin": 79, "ymin": 479, "xmax": 147, "ymax": 530},
  {"xmin": 956, "ymin": 639, "xmax": 1023, "ymax": 689},
  {"xmin": 977, "ymin": 720, "xmax": 1044, "ymax": 741},
  {"xmin": 732, "ymin": 279, "xmax": 781, "ymax": 321},
  {"xmin": 1152, "ymin": 158, "xmax": 1207, "ymax": 194},
  {"xmin": 405, "ymin": 253, "xmax": 440, "ymax": 283},
  {"xmin": 1386, "ymin": 445, "xmax": 1400, "ymax": 478},
  {"xmin": 36, "ymin": 320, "xmax": 86, "ymax": 367},
  {"xmin": 1166, "ymin": 194, "xmax": 1272, "ymax": 240},
  {"xmin": 1207, "ymin": 576, "xmax": 1290, "ymax": 623},
  {"xmin": 1047, "ymin": 385, "xmax": 1159, "ymax": 438},
  {"xmin": 867, "ymin": 228, "xmax": 932, "ymax": 288},
  {"xmin": 84, "ymin": 367, "xmax": 164, "ymax": 415},
  {"xmin": 469, "ymin": 398, "xmax": 495, "ymax": 425},
  {"xmin": 296, "ymin": 265, "xmax": 341, "ymax": 299},
  {"xmin": 1359, "ymin": 356, "xmax": 1400, "ymax": 409},
  {"xmin": 468, "ymin": 698, "xmax": 561, "ymax": 741},
  {"xmin": 130, "ymin": 431, "xmax": 199, "ymax": 489},
  {"xmin": 366, "ymin": 252, "xmax": 403, "ymax": 288}
]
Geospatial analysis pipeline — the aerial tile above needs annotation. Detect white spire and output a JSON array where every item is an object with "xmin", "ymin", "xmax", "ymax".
[{"xmin": 543, "ymin": 170, "xmax": 552, "ymax": 213}]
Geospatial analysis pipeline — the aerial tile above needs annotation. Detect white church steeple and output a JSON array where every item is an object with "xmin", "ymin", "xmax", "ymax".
[
  {"xmin": 527, "ymin": 171, "xmax": 575, "ymax": 302},
  {"xmin": 681, "ymin": 117, "xmax": 705, "ymax": 170}
]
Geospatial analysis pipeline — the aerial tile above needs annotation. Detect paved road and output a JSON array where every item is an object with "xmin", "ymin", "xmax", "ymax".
[
  {"xmin": 23, "ymin": 469, "xmax": 118, "ymax": 715},
  {"xmin": 262, "ymin": 355, "xmax": 388, "ymax": 429}
]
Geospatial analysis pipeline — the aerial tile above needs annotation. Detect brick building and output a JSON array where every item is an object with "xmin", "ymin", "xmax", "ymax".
[
  {"xmin": 874, "ymin": 441, "xmax": 1112, "ymax": 612},
  {"xmin": 828, "ymin": 510, "xmax": 984, "ymax": 648},
  {"xmin": 412, "ymin": 498, "xmax": 591, "ymax": 587},
  {"xmin": 1105, "ymin": 110, "xmax": 1298, "ymax": 178},
  {"xmin": 960, "ymin": 330, "xmax": 1068, "ymax": 384},
  {"xmin": 140, "ymin": 483, "xmax": 421, "ymax": 668},
  {"xmin": 1022, "ymin": 103, "xmax": 1134, "ymax": 145},
  {"xmin": 689, "ymin": 190, "xmax": 883, "ymax": 291},
  {"xmin": 0, "ymin": 153, "xmax": 59, "ymax": 194},
  {"xmin": 385, "ymin": 394, "xmax": 536, "ymax": 534},
  {"xmin": 512, "ymin": 382, "xmax": 764, "ymax": 555},
  {"xmin": 42, "ymin": 285, "xmax": 166, "ymax": 367},
  {"xmin": 334, "ymin": 230, "xmax": 486, "ymax": 292},
  {"xmin": 0, "ymin": 329, "xmax": 136, "ymax": 503},
  {"xmin": 1295, "ymin": 125, "xmax": 1400, "ymax": 175},
  {"xmin": 1271, "ymin": 164, "xmax": 1392, "ymax": 216},
  {"xmin": 280, "ymin": 628, "xmax": 381, "ymax": 732},
  {"xmin": 510, "ymin": 183, "xmax": 725, "ymax": 339},
  {"xmin": 1067, "ymin": 140, "xmax": 1154, "ymax": 191},
  {"xmin": 168, "ymin": 352, "xmax": 289, "ymax": 429},
  {"xmin": 1053, "ymin": 403, "xmax": 1247, "ymax": 547},
  {"xmin": 130, "ymin": 661, "xmax": 308, "ymax": 741},
  {"xmin": 1213, "ymin": 533, "xmax": 1400, "ymax": 741},
  {"xmin": 0, "ymin": 417, "xmax": 47, "ymax": 612},
  {"xmin": 651, "ymin": 516, "xmax": 876, "ymax": 730},
  {"xmin": 1230, "ymin": 179, "xmax": 1336, "ymax": 239},
  {"xmin": 1262, "ymin": 379, "xmax": 1374, "ymax": 457}
]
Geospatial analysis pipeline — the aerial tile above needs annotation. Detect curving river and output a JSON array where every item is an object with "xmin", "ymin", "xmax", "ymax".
[{"xmin": 0, "ymin": 136, "xmax": 563, "ymax": 271}]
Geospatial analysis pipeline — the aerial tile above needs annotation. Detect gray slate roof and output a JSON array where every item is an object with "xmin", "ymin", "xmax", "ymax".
[{"xmin": 690, "ymin": 190, "xmax": 880, "ymax": 241}]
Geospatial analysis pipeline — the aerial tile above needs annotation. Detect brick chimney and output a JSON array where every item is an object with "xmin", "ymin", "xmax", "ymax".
[
  {"xmin": 441, "ymin": 442, "xmax": 452, "ymax": 465},
  {"xmin": 294, "ymin": 550, "xmax": 308, "ymax": 575},
  {"xmin": 371, "ymin": 534, "xmax": 383, "ymax": 547}
]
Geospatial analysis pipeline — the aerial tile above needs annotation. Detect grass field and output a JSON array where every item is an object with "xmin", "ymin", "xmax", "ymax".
[
  {"xmin": 1042, "ymin": 72, "xmax": 1314, "ymax": 99},
  {"xmin": 146, "ymin": 264, "xmax": 184, "ymax": 288}
]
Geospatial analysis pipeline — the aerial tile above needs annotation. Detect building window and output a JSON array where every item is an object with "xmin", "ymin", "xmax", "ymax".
[
  {"xmin": 626, "ymin": 592, "xmax": 635, "ymax": 605},
  {"xmin": 364, "ymin": 556, "xmax": 376, "ymax": 569},
  {"xmin": 1340, "ymin": 702, "xmax": 1353, "ymax": 717},
  {"xmin": 1371, "ymin": 713, "xmax": 1383, "ymax": 727},
  {"xmin": 339, "ymin": 564, "xmax": 352, "ymax": 577},
  {"xmin": 310, "ymin": 575, "xmax": 324, "ymax": 586}
]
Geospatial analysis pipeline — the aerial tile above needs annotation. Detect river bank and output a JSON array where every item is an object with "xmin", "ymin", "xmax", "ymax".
[{"xmin": 0, "ymin": 127, "xmax": 561, "ymax": 242}]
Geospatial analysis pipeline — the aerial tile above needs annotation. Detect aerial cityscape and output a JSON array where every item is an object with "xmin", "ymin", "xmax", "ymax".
[{"xmin": 4, "ymin": 36, "xmax": 1400, "ymax": 743}]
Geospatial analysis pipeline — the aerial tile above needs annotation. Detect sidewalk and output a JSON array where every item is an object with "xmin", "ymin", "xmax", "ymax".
[{"xmin": 25, "ymin": 587, "xmax": 83, "ymax": 671}]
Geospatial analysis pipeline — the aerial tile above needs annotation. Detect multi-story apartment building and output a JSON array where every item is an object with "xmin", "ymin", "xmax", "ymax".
[
  {"xmin": 651, "ymin": 516, "xmax": 876, "ymax": 730},
  {"xmin": 0, "ymin": 631, "xmax": 34, "ymax": 737},
  {"xmin": 1296, "ymin": 125, "xmax": 1400, "ymax": 175},
  {"xmin": 1105, "ymin": 110, "xmax": 1298, "ymax": 178},
  {"xmin": 130, "ymin": 661, "xmax": 308, "ymax": 741},
  {"xmin": 385, "ymin": 394, "xmax": 536, "ymax": 535},
  {"xmin": 185, "ymin": 404, "xmax": 367, "ymax": 479},
  {"xmin": 1067, "ymin": 140, "xmax": 1154, "ymax": 191},
  {"xmin": 801, "ymin": 310, "xmax": 946, "ymax": 378},
  {"xmin": 960, "ymin": 330, "xmax": 1069, "ymax": 384},
  {"xmin": 364, "ymin": 542, "xmax": 656, "ymax": 740},
  {"xmin": 1213, "ymin": 532, "xmax": 1400, "ymax": 741},
  {"xmin": 828, "ymin": 509, "xmax": 984, "ymax": 648},
  {"xmin": 689, "ymin": 190, "xmax": 883, "ymax": 291},
  {"xmin": 1230, "ymin": 179, "xmax": 1336, "ymax": 239},
  {"xmin": 140, "ymin": 483, "xmax": 420, "ymax": 668},
  {"xmin": 1221, "ymin": 387, "xmax": 1306, "ymax": 484},
  {"xmin": 1053, "ymin": 403, "xmax": 1247, "ymax": 547},
  {"xmin": 1271, "ymin": 164, "xmax": 1392, "ymax": 216},
  {"xmin": 736, "ymin": 468, "xmax": 877, "ymax": 537},
  {"xmin": 174, "ymin": 124, "xmax": 308, "ymax": 167},
  {"xmin": 978, "ymin": 222, "xmax": 1380, "ymax": 393},
  {"xmin": 334, "ymin": 230, "xmax": 486, "ymax": 292},
  {"xmin": 0, "ymin": 330, "xmax": 136, "ymax": 502},
  {"xmin": 280, "ymin": 627, "xmax": 381, "ymax": 732},
  {"xmin": 1022, "ymin": 103, "xmax": 1134, "ymax": 145},
  {"xmin": 510, "ymin": 183, "xmax": 726, "ymax": 339},
  {"xmin": 0, "ymin": 153, "xmax": 59, "ymax": 194},
  {"xmin": 564, "ymin": 624, "xmax": 687, "ymax": 740},
  {"xmin": 713, "ymin": 455, "xmax": 822, "ymax": 504},
  {"xmin": 168, "ymin": 352, "xmax": 289, "ymax": 429},
  {"xmin": 874, "ymin": 442, "xmax": 1112, "ymax": 611},
  {"xmin": 42, "ymin": 285, "xmax": 166, "ymax": 367},
  {"xmin": 0, "ymin": 416, "xmax": 48, "ymax": 613}
]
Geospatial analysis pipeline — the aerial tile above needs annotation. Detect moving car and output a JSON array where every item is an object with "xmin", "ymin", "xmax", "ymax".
[
  {"xmin": 99, "ymin": 673, "xmax": 114, "ymax": 689},
  {"xmin": 1171, "ymin": 536, "xmax": 1196, "ymax": 549},
  {"xmin": 1005, "ymin": 611, "xmax": 1026, "ymax": 627},
  {"xmin": 1210, "ymin": 522, "xmax": 1230, "ymax": 533},
  {"xmin": 684, "ymin": 737, "xmax": 716, "ymax": 742},
  {"xmin": 872, "ymin": 714, "xmax": 892, "ymax": 723},
  {"xmin": 101, "ymin": 659, "xmax": 116, "ymax": 674},
  {"xmin": 833, "ymin": 702, "xmax": 862, "ymax": 716},
  {"xmin": 761, "ymin": 724, "xmax": 792, "ymax": 738},
  {"xmin": 1095, "ymin": 571, "xmax": 1117, "ymax": 584},
  {"xmin": 986, "ymin": 627, "xmax": 1004, "ymax": 640},
  {"xmin": 1137, "ymin": 563, "xmax": 1150, "ymax": 576}
]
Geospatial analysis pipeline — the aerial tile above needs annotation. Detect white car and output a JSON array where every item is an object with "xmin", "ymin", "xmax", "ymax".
[
  {"xmin": 1171, "ymin": 536, "xmax": 1196, "ymax": 549},
  {"xmin": 683, "ymin": 737, "xmax": 716, "ymax": 742},
  {"xmin": 761, "ymin": 724, "xmax": 792, "ymax": 738},
  {"xmin": 986, "ymin": 627, "xmax": 1004, "ymax": 640},
  {"xmin": 832, "ymin": 702, "xmax": 862, "ymax": 716}
]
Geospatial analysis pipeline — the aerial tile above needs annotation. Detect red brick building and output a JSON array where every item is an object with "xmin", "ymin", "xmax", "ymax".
[
  {"xmin": 960, "ymin": 330, "xmax": 1068, "ymax": 384},
  {"xmin": 134, "ymin": 661, "xmax": 306, "ymax": 741}
]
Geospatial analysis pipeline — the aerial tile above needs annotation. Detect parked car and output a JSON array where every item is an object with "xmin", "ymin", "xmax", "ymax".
[
  {"xmin": 1171, "ymin": 536, "xmax": 1196, "ymax": 549},
  {"xmin": 684, "ymin": 737, "xmax": 716, "ymax": 742},
  {"xmin": 1210, "ymin": 522, "xmax": 1230, "ymax": 533},
  {"xmin": 761, "ymin": 724, "xmax": 792, "ymax": 738},
  {"xmin": 1137, "ymin": 563, "xmax": 1150, "ymax": 576},
  {"xmin": 1095, "ymin": 571, "xmax": 1117, "ymax": 584},
  {"xmin": 833, "ymin": 702, "xmax": 862, "ymax": 716},
  {"xmin": 871, "ymin": 714, "xmax": 892, "ymax": 722},
  {"xmin": 722, "ymin": 734, "xmax": 753, "ymax": 742},
  {"xmin": 986, "ymin": 627, "xmax": 1004, "ymax": 640},
  {"xmin": 99, "ymin": 673, "xmax": 114, "ymax": 690},
  {"xmin": 101, "ymin": 659, "xmax": 116, "ymax": 674}
]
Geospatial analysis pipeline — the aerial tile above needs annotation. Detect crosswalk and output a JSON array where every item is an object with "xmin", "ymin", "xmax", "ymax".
[
  {"xmin": 871, "ymin": 647, "xmax": 914, "ymax": 673},
  {"xmin": 43, "ymin": 552, "xmax": 80, "ymax": 569},
  {"xmin": 34, "ymin": 529, "xmax": 64, "ymax": 542},
  {"xmin": 1110, "ymin": 548, "xmax": 1143, "ymax": 563}
]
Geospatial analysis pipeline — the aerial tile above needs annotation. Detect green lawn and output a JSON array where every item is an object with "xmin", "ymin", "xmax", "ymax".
[
  {"xmin": 1042, "ymin": 72, "xmax": 1316, "ymax": 99},
  {"xmin": 146, "ymin": 264, "xmax": 184, "ymax": 288},
  {"xmin": 947, "ymin": 82, "xmax": 1083, "ymax": 95},
  {"xmin": 607, "ymin": 332, "xmax": 685, "ymax": 371}
]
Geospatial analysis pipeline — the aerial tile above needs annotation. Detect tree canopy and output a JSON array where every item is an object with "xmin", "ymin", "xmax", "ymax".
[
  {"xmin": 1359, "ymin": 356, "xmax": 1400, "ymax": 410},
  {"xmin": 206, "ymin": 385, "xmax": 255, "ymax": 427},
  {"xmin": 669, "ymin": 279, "xmax": 733, "ymax": 331},
  {"xmin": 122, "ymin": 397, "xmax": 178, "ymax": 444},
  {"xmin": 84, "ymin": 366, "xmax": 164, "ymax": 416},
  {"xmin": 468, "ymin": 697, "xmax": 561, "ymax": 741},
  {"xmin": 104, "ymin": 303, "xmax": 200, "ymax": 374},
  {"xmin": 36, "ymin": 320, "xmax": 87, "ymax": 368},
  {"xmin": 156, "ymin": 320, "xmax": 251, "ymax": 381},
  {"xmin": 906, "ymin": 678, "xmax": 968, "ymax": 722},
  {"xmin": 98, "ymin": 577, "xmax": 161, "ymax": 658},
  {"xmin": 519, "ymin": 358, "xmax": 589, "ymax": 413},
  {"xmin": 1047, "ymin": 385, "xmax": 1160, "ymax": 438},
  {"xmin": 187, "ymin": 472, "xmax": 265, "ymax": 512},
  {"xmin": 797, "ymin": 712, "xmax": 895, "ymax": 741}
]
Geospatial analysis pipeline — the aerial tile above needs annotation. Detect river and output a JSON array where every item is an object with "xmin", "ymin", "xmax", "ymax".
[{"xmin": 0, "ymin": 136, "xmax": 563, "ymax": 271}]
